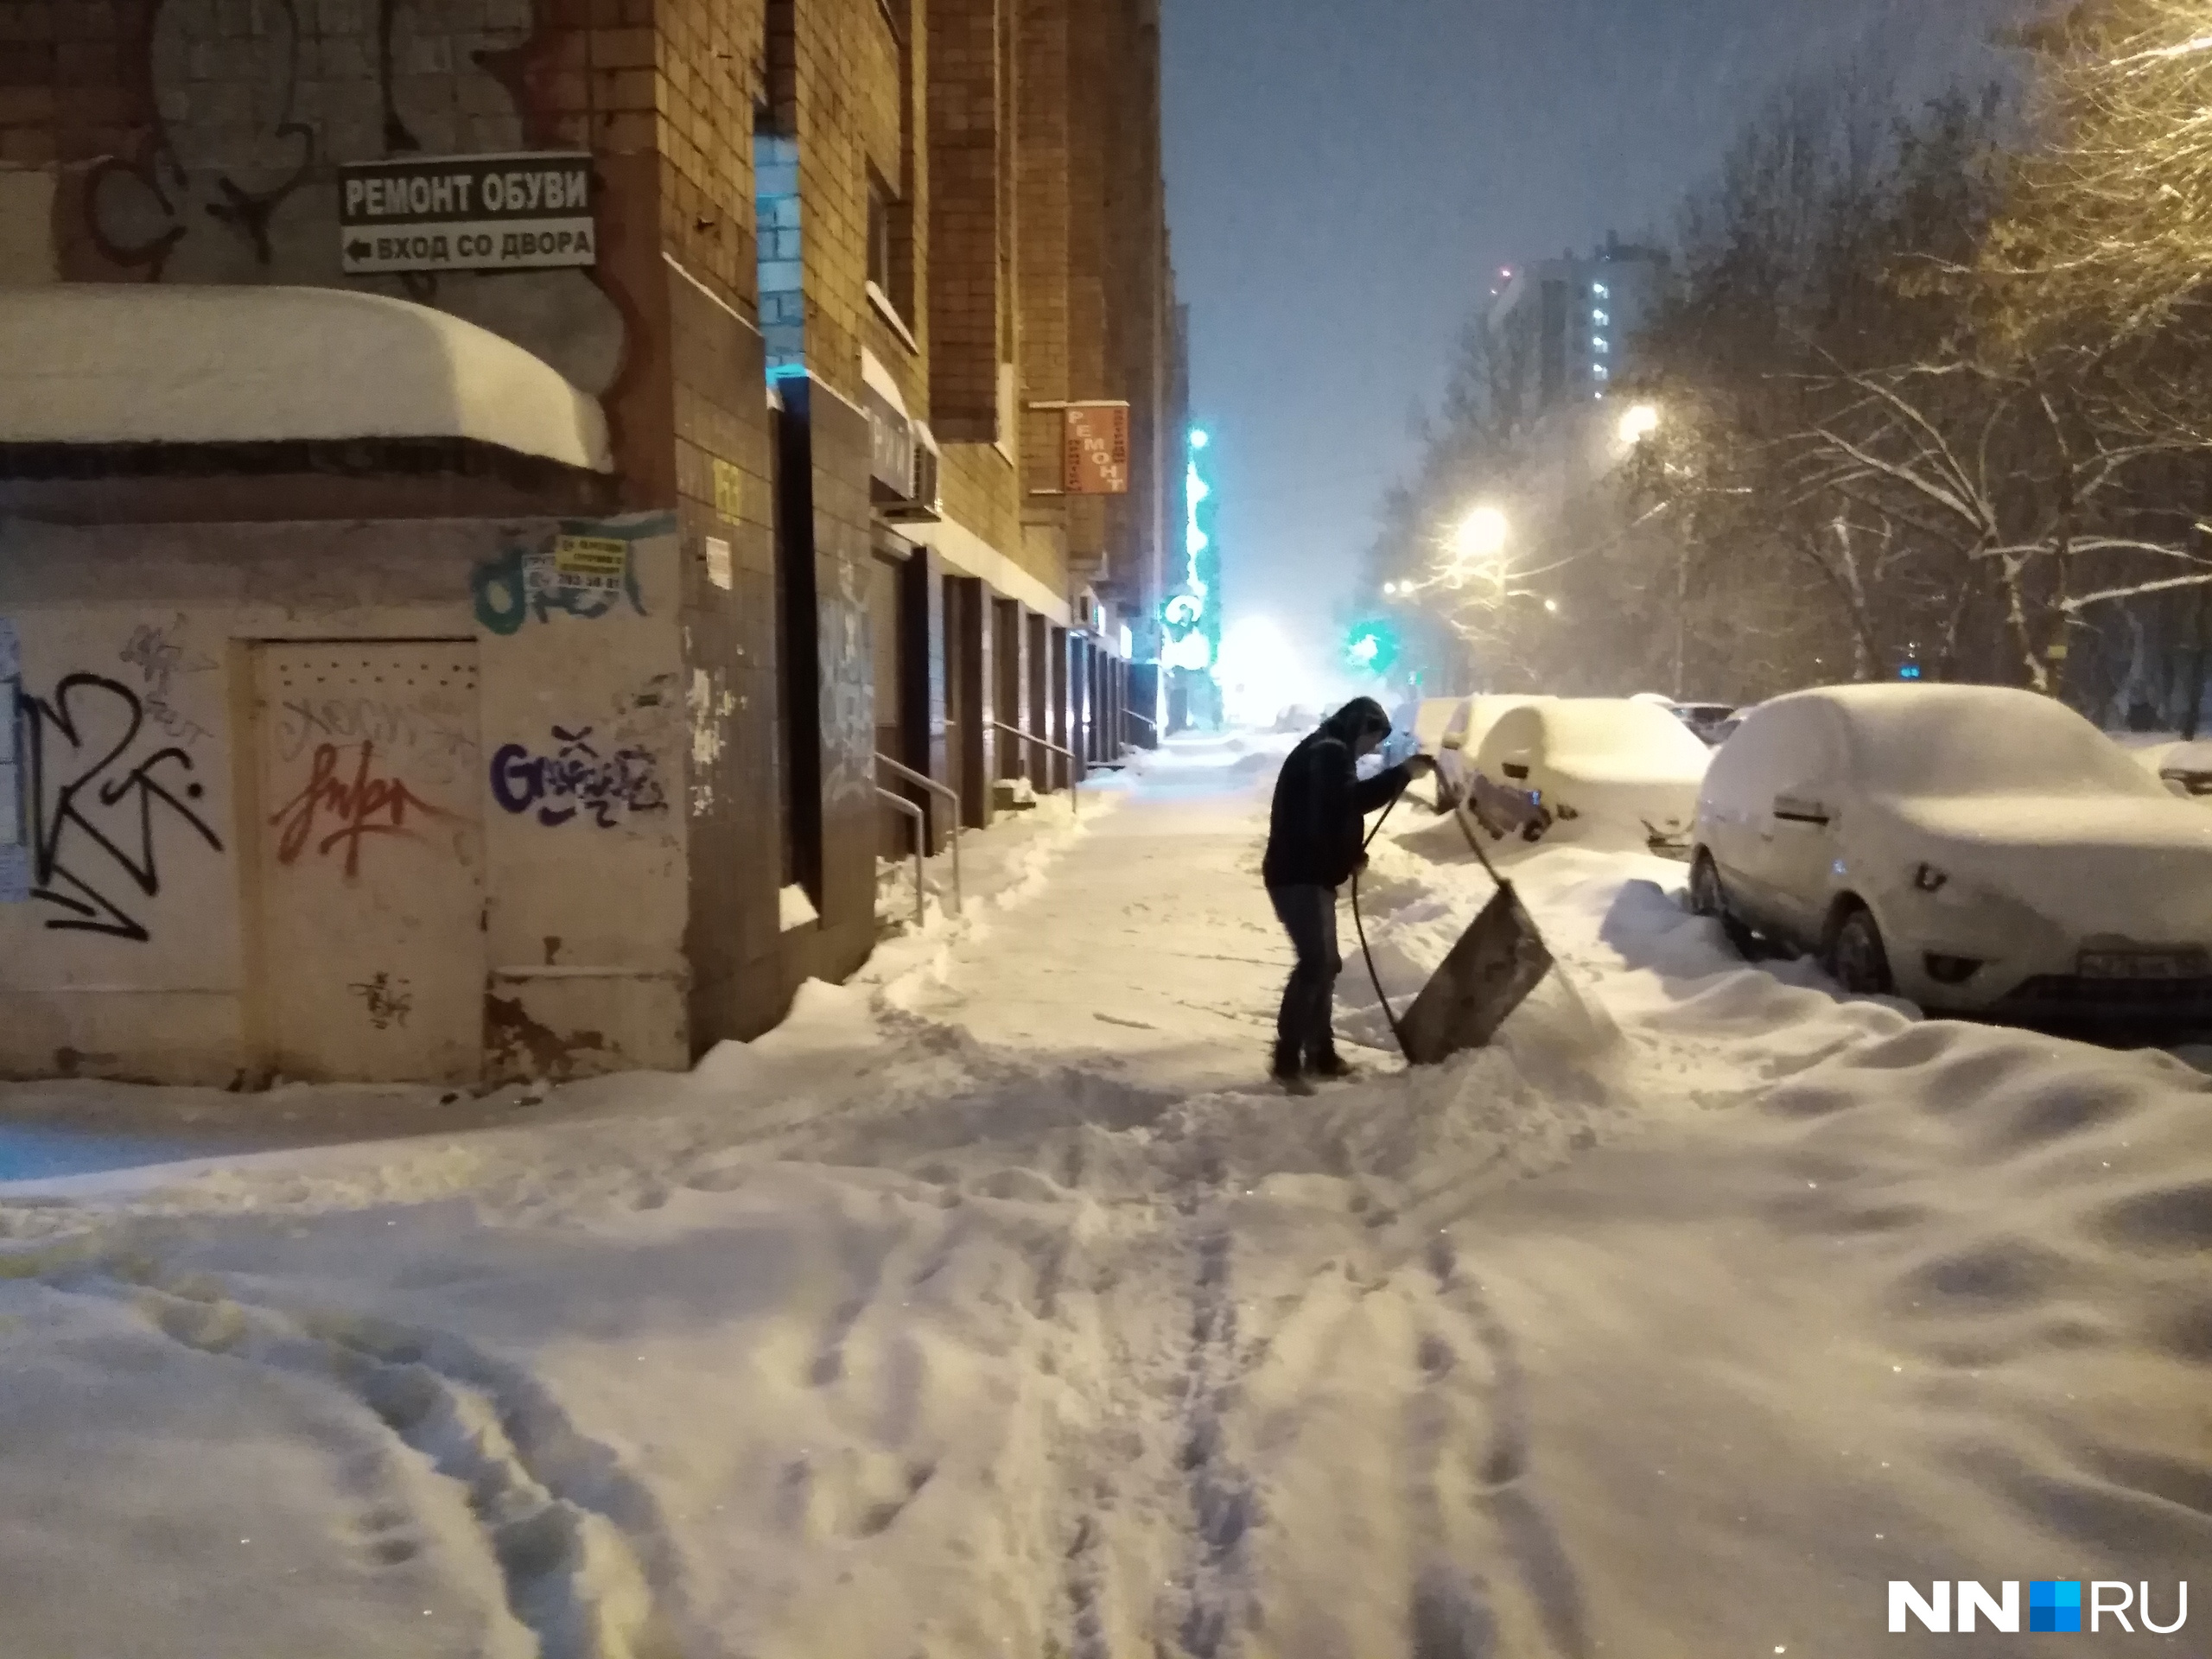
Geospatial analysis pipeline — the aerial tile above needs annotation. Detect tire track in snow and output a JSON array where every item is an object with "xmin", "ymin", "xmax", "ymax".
[{"xmin": 70, "ymin": 1260, "xmax": 685, "ymax": 1659}]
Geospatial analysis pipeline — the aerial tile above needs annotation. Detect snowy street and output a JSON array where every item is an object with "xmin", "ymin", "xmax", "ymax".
[{"xmin": 4, "ymin": 735, "xmax": 2209, "ymax": 1657}]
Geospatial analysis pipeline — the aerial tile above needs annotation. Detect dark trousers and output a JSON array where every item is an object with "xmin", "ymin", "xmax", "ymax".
[{"xmin": 1269, "ymin": 884, "xmax": 1342, "ymax": 1064}]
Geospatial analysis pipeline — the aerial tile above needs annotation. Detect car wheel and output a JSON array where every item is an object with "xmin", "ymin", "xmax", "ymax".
[
  {"xmin": 1690, "ymin": 852, "xmax": 1758, "ymax": 957},
  {"xmin": 1827, "ymin": 904, "xmax": 1894, "ymax": 996}
]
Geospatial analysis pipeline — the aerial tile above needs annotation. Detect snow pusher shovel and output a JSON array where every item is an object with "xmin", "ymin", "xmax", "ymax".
[{"xmin": 1351, "ymin": 790, "xmax": 1554, "ymax": 1065}]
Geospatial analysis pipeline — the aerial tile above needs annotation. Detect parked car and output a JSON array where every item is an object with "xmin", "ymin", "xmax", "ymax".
[
  {"xmin": 1468, "ymin": 697, "xmax": 1713, "ymax": 855},
  {"xmin": 1689, "ymin": 683, "xmax": 2212, "ymax": 1027},
  {"xmin": 1432, "ymin": 694, "xmax": 1554, "ymax": 810}
]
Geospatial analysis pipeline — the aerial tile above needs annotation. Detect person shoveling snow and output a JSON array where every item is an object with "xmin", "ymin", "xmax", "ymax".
[{"xmin": 1262, "ymin": 696, "xmax": 1432, "ymax": 1092}]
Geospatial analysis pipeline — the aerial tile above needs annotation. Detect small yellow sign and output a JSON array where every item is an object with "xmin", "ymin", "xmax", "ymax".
[
  {"xmin": 554, "ymin": 535, "xmax": 627, "ymax": 593},
  {"xmin": 712, "ymin": 458, "xmax": 746, "ymax": 522}
]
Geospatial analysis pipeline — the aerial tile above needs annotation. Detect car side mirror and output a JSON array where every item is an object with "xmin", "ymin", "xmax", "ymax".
[{"xmin": 1773, "ymin": 793, "xmax": 1831, "ymax": 826}]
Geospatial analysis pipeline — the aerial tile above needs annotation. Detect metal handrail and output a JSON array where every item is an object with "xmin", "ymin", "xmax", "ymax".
[
  {"xmin": 990, "ymin": 720, "xmax": 1082, "ymax": 814},
  {"xmin": 1125, "ymin": 709, "xmax": 1158, "ymax": 734},
  {"xmin": 875, "ymin": 788, "xmax": 928, "ymax": 928},
  {"xmin": 875, "ymin": 753, "xmax": 961, "ymax": 915}
]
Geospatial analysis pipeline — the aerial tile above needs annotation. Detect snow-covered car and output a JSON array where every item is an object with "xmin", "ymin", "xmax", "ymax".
[
  {"xmin": 1404, "ymin": 696, "xmax": 1470, "ymax": 758},
  {"xmin": 1431, "ymin": 693, "xmax": 1554, "ymax": 810},
  {"xmin": 1689, "ymin": 683, "xmax": 2212, "ymax": 1027},
  {"xmin": 1468, "ymin": 697, "xmax": 1713, "ymax": 855}
]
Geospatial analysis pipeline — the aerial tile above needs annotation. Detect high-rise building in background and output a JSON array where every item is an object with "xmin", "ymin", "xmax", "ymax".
[{"xmin": 1486, "ymin": 234, "xmax": 1668, "ymax": 417}]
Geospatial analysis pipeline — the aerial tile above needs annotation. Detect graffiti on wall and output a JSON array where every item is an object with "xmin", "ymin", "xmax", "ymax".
[
  {"xmin": 268, "ymin": 741, "xmax": 460, "ymax": 878},
  {"xmin": 348, "ymin": 971, "xmax": 414, "ymax": 1030},
  {"xmin": 471, "ymin": 537, "xmax": 648, "ymax": 637},
  {"xmin": 821, "ymin": 558, "xmax": 877, "ymax": 810},
  {"xmin": 118, "ymin": 619, "xmax": 218, "ymax": 748},
  {"xmin": 274, "ymin": 692, "xmax": 477, "ymax": 789},
  {"xmin": 79, "ymin": 0, "xmax": 626, "ymax": 394},
  {"xmin": 18, "ymin": 673, "xmax": 226, "ymax": 941},
  {"xmin": 489, "ymin": 727, "xmax": 666, "ymax": 828}
]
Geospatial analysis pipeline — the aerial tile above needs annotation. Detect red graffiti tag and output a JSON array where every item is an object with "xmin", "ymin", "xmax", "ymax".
[{"xmin": 269, "ymin": 741, "xmax": 455, "ymax": 877}]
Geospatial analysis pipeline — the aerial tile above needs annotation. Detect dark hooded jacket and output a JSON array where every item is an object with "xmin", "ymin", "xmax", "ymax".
[{"xmin": 1262, "ymin": 699, "xmax": 1414, "ymax": 889}]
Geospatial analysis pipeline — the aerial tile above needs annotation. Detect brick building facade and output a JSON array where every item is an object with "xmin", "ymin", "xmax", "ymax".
[{"xmin": 0, "ymin": 0, "xmax": 1181, "ymax": 1086}]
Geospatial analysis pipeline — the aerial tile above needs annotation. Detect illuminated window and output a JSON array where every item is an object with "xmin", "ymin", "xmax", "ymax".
[
  {"xmin": 1593, "ymin": 364, "xmax": 1610, "ymax": 380},
  {"xmin": 1592, "ymin": 309, "xmax": 1610, "ymax": 327},
  {"xmin": 1593, "ymin": 283, "xmax": 1610, "ymax": 299},
  {"xmin": 1593, "ymin": 337, "xmax": 1610, "ymax": 354}
]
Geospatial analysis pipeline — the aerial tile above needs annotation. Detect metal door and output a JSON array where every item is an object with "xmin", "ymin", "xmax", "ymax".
[{"xmin": 250, "ymin": 642, "xmax": 485, "ymax": 1083}]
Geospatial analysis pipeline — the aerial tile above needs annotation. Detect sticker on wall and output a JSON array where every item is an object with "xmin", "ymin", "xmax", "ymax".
[
  {"xmin": 704, "ymin": 537, "xmax": 734, "ymax": 592},
  {"xmin": 470, "ymin": 513, "xmax": 675, "ymax": 637},
  {"xmin": 554, "ymin": 535, "xmax": 628, "ymax": 595}
]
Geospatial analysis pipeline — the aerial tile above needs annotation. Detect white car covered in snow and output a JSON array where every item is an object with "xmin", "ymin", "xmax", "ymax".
[
  {"xmin": 1426, "ymin": 693, "xmax": 1554, "ymax": 810},
  {"xmin": 1690, "ymin": 683, "xmax": 2212, "ymax": 1027},
  {"xmin": 1469, "ymin": 697, "xmax": 1712, "ymax": 854}
]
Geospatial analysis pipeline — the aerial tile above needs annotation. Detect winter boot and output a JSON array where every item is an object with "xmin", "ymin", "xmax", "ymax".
[
  {"xmin": 1271, "ymin": 1043, "xmax": 1315, "ymax": 1096},
  {"xmin": 1307, "ymin": 1049, "xmax": 1357, "ymax": 1083}
]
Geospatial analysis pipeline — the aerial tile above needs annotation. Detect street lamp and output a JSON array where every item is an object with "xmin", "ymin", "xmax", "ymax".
[
  {"xmin": 1452, "ymin": 505, "xmax": 1510, "ymax": 565},
  {"xmin": 1618, "ymin": 403, "xmax": 1660, "ymax": 446}
]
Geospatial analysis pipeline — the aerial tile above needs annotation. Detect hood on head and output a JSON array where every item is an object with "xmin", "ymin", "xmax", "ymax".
[{"xmin": 1323, "ymin": 696, "xmax": 1392, "ymax": 744}]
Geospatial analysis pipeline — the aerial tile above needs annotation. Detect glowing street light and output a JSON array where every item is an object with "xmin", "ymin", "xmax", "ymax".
[
  {"xmin": 1618, "ymin": 403, "xmax": 1660, "ymax": 446},
  {"xmin": 1452, "ymin": 505, "xmax": 1510, "ymax": 564},
  {"xmin": 1543, "ymin": 598, "xmax": 1560, "ymax": 614}
]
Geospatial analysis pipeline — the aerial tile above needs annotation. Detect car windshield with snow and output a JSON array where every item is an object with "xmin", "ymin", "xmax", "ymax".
[{"xmin": 1690, "ymin": 683, "xmax": 2212, "ymax": 1027}]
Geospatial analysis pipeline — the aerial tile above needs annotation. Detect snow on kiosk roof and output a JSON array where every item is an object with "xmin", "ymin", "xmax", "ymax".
[{"xmin": 0, "ymin": 284, "xmax": 613, "ymax": 473}]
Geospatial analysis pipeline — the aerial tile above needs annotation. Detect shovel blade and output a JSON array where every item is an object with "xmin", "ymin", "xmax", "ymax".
[{"xmin": 1397, "ymin": 882, "xmax": 1554, "ymax": 1065}]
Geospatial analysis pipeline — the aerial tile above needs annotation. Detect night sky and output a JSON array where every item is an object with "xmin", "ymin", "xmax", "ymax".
[{"xmin": 1160, "ymin": 0, "xmax": 2036, "ymax": 671}]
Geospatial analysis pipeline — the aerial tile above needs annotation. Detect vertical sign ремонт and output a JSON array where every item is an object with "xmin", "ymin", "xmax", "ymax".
[
  {"xmin": 340, "ymin": 153, "xmax": 594, "ymax": 275},
  {"xmin": 1063, "ymin": 404, "xmax": 1131, "ymax": 495}
]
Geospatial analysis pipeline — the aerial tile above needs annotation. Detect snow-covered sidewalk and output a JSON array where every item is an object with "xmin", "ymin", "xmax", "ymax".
[{"xmin": 3, "ymin": 734, "xmax": 2209, "ymax": 1656}]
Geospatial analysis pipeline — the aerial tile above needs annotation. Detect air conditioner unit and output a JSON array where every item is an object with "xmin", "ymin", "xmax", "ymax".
[{"xmin": 883, "ymin": 434, "xmax": 941, "ymax": 524}]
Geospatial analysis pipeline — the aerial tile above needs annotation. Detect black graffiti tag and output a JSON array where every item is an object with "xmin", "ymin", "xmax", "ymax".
[
  {"xmin": 22, "ymin": 673, "xmax": 226, "ymax": 941},
  {"xmin": 489, "ymin": 726, "xmax": 666, "ymax": 828}
]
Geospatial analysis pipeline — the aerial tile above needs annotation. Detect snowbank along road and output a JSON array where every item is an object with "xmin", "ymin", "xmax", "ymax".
[{"xmin": 2, "ymin": 734, "xmax": 2209, "ymax": 1658}]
